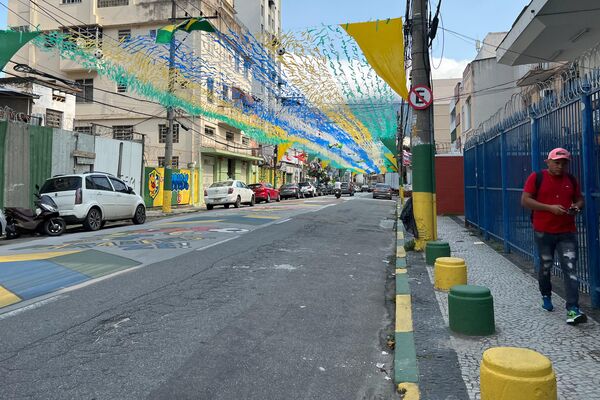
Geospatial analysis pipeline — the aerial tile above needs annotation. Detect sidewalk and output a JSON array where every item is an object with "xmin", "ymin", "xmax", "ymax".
[
  {"xmin": 146, "ymin": 205, "xmax": 205, "ymax": 219},
  {"xmin": 406, "ymin": 216, "xmax": 600, "ymax": 400}
]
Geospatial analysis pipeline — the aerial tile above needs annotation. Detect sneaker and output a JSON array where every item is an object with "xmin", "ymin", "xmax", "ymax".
[
  {"xmin": 542, "ymin": 296, "xmax": 554, "ymax": 312},
  {"xmin": 566, "ymin": 308, "xmax": 588, "ymax": 325}
]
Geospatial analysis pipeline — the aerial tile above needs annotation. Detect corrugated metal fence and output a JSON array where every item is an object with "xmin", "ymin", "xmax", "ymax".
[{"xmin": 464, "ymin": 88, "xmax": 600, "ymax": 308}]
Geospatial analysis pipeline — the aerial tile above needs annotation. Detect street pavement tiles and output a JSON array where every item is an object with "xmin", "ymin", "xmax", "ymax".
[{"xmin": 429, "ymin": 216, "xmax": 600, "ymax": 400}]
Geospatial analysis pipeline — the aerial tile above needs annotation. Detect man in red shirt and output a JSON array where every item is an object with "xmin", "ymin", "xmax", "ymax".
[{"xmin": 521, "ymin": 147, "xmax": 587, "ymax": 325}]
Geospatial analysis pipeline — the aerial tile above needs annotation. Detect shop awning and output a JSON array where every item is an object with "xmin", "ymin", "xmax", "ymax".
[{"xmin": 200, "ymin": 146, "xmax": 263, "ymax": 162}]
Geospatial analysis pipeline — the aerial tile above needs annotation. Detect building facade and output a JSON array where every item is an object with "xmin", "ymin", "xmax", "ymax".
[
  {"xmin": 432, "ymin": 78, "xmax": 460, "ymax": 154},
  {"xmin": 7, "ymin": 0, "xmax": 266, "ymax": 205}
]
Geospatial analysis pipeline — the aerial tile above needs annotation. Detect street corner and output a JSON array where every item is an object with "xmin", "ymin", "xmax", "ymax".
[{"xmin": 0, "ymin": 249, "xmax": 140, "ymax": 310}]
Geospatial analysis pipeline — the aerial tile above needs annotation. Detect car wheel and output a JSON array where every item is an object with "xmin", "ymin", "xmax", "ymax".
[
  {"xmin": 44, "ymin": 217, "xmax": 66, "ymax": 236},
  {"xmin": 132, "ymin": 205, "xmax": 146, "ymax": 225},
  {"xmin": 83, "ymin": 207, "xmax": 102, "ymax": 231},
  {"xmin": 234, "ymin": 196, "xmax": 241, "ymax": 208},
  {"xmin": 250, "ymin": 196, "xmax": 255, "ymax": 206},
  {"xmin": 207, "ymin": 204, "xmax": 214, "ymax": 210},
  {"xmin": 276, "ymin": 194, "xmax": 281, "ymax": 202},
  {"xmin": 296, "ymin": 193, "xmax": 300, "ymax": 199},
  {"xmin": 266, "ymin": 194, "xmax": 271, "ymax": 203},
  {"xmin": 224, "ymin": 204, "xmax": 230, "ymax": 209}
]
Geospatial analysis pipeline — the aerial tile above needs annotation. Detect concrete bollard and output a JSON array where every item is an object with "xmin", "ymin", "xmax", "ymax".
[
  {"xmin": 434, "ymin": 257, "xmax": 467, "ymax": 291},
  {"xmin": 448, "ymin": 285, "xmax": 495, "ymax": 335},
  {"xmin": 480, "ymin": 347, "xmax": 557, "ymax": 400},
  {"xmin": 425, "ymin": 241, "xmax": 451, "ymax": 265}
]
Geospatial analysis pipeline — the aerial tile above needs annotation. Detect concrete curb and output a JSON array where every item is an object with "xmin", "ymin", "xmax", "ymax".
[{"xmin": 395, "ymin": 201, "xmax": 420, "ymax": 397}]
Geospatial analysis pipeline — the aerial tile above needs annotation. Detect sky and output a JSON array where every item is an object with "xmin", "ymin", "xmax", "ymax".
[
  {"xmin": 0, "ymin": 0, "xmax": 530, "ymax": 78},
  {"xmin": 282, "ymin": 0, "xmax": 530, "ymax": 78}
]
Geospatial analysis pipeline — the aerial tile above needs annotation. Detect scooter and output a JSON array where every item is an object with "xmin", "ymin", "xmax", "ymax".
[
  {"xmin": 4, "ymin": 189, "xmax": 66, "ymax": 239},
  {"xmin": 334, "ymin": 188, "xmax": 342, "ymax": 199}
]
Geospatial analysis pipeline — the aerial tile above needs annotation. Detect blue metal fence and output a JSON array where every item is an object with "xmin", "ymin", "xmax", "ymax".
[{"xmin": 464, "ymin": 88, "xmax": 600, "ymax": 308}]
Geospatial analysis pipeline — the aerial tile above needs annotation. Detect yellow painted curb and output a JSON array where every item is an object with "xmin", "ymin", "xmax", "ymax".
[
  {"xmin": 0, "ymin": 285, "xmax": 21, "ymax": 308},
  {"xmin": 397, "ymin": 246, "xmax": 407, "ymax": 258},
  {"xmin": 395, "ymin": 294, "xmax": 413, "ymax": 333},
  {"xmin": 0, "ymin": 251, "xmax": 81, "ymax": 263},
  {"xmin": 396, "ymin": 268, "xmax": 407, "ymax": 275},
  {"xmin": 397, "ymin": 230, "xmax": 405, "ymax": 240},
  {"xmin": 397, "ymin": 382, "xmax": 420, "ymax": 399}
]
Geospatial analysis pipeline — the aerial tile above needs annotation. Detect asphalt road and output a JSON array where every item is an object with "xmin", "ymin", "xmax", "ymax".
[{"xmin": 0, "ymin": 193, "xmax": 398, "ymax": 399}]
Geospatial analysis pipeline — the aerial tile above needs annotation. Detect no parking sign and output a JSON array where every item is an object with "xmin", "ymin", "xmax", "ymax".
[{"xmin": 408, "ymin": 85, "xmax": 433, "ymax": 110}]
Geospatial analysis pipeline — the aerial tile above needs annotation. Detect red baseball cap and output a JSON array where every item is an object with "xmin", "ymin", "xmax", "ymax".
[{"xmin": 547, "ymin": 147, "xmax": 571, "ymax": 161}]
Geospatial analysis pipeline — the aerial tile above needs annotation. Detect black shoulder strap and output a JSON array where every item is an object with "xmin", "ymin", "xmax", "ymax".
[{"xmin": 533, "ymin": 171, "xmax": 543, "ymax": 198}]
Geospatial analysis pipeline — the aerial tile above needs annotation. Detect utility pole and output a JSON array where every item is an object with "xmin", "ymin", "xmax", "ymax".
[
  {"xmin": 162, "ymin": 0, "xmax": 177, "ymax": 213},
  {"xmin": 410, "ymin": 0, "xmax": 437, "ymax": 249}
]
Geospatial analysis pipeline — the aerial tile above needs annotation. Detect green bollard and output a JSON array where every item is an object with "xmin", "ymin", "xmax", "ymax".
[
  {"xmin": 425, "ymin": 241, "xmax": 451, "ymax": 265},
  {"xmin": 449, "ymin": 285, "xmax": 495, "ymax": 336}
]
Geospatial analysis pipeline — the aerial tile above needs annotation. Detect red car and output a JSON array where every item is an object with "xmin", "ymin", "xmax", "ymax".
[{"xmin": 248, "ymin": 183, "xmax": 281, "ymax": 203}]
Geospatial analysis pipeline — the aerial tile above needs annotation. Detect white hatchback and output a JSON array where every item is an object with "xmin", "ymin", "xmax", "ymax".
[
  {"xmin": 39, "ymin": 172, "xmax": 146, "ymax": 231},
  {"xmin": 204, "ymin": 180, "xmax": 255, "ymax": 210}
]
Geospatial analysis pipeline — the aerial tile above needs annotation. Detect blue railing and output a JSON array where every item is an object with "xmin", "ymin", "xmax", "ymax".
[{"xmin": 464, "ymin": 88, "xmax": 600, "ymax": 308}]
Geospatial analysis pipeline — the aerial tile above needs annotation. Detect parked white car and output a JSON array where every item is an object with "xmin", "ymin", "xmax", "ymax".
[
  {"xmin": 39, "ymin": 172, "xmax": 146, "ymax": 231},
  {"xmin": 204, "ymin": 180, "xmax": 255, "ymax": 210},
  {"xmin": 298, "ymin": 182, "xmax": 316, "ymax": 197}
]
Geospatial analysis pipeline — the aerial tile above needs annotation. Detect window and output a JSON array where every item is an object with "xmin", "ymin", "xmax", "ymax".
[
  {"xmin": 118, "ymin": 29, "xmax": 131, "ymax": 42},
  {"xmin": 117, "ymin": 80, "xmax": 127, "ymax": 93},
  {"xmin": 235, "ymin": 56, "xmax": 240, "ymax": 73},
  {"xmin": 158, "ymin": 156, "xmax": 179, "ymax": 168},
  {"xmin": 109, "ymin": 177, "xmax": 129, "ymax": 193},
  {"xmin": 226, "ymin": 131, "xmax": 234, "ymax": 141},
  {"xmin": 222, "ymin": 83, "xmax": 229, "ymax": 101},
  {"xmin": 41, "ymin": 177, "xmax": 82, "ymax": 193},
  {"xmin": 242, "ymin": 137, "xmax": 249, "ymax": 146},
  {"xmin": 75, "ymin": 79, "xmax": 93, "ymax": 103},
  {"xmin": 74, "ymin": 126, "xmax": 93, "ymax": 135},
  {"xmin": 207, "ymin": 78, "xmax": 214, "ymax": 103},
  {"xmin": 97, "ymin": 0, "xmax": 129, "ymax": 7},
  {"xmin": 10, "ymin": 25, "xmax": 29, "ymax": 32},
  {"xmin": 63, "ymin": 25, "xmax": 102, "ymax": 43},
  {"xmin": 91, "ymin": 175, "xmax": 113, "ymax": 191},
  {"xmin": 158, "ymin": 124, "xmax": 180, "ymax": 143},
  {"xmin": 149, "ymin": 29, "xmax": 157, "ymax": 39},
  {"xmin": 205, "ymin": 126, "xmax": 215, "ymax": 136},
  {"xmin": 45, "ymin": 109, "xmax": 63, "ymax": 128},
  {"xmin": 244, "ymin": 61, "xmax": 250, "ymax": 79},
  {"xmin": 112, "ymin": 125, "xmax": 134, "ymax": 140},
  {"xmin": 62, "ymin": 0, "xmax": 82, "ymax": 3}
]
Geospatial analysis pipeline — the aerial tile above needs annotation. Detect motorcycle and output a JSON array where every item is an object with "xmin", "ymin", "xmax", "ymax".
[
  {"xmin": 4, "ymin": 189, "xmax": 66, "ymax": 239},
  {"xmin": 334, "ymin": 188, "xmax": 342, "ymax": 199}
]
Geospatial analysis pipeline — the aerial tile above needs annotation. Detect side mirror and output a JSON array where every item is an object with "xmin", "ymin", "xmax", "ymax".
[
  {"xmin": 35, "ymin": 184, "xmax": 40, "ymax": 191},
  {"xmin": 127, "ymin": 186, "xmax": 134, "ymax": 194}
]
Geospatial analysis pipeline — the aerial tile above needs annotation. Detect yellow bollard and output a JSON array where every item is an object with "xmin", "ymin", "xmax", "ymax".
[
  {"xmin": 480, "ymin": 347, "xmax": 557, "ymax": 400},
  {"xmin": 433, "ymin": 257, "xmax": 467, "ymax": 291}
]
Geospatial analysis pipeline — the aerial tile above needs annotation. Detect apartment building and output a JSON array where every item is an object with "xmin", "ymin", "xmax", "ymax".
[
  {"xmin": 432, "ymin": 78, "xmax": 460, "ymax": 154},
  {"xmin": 7, "ymin": 0, "xmax": 262, "ymax": 193}
]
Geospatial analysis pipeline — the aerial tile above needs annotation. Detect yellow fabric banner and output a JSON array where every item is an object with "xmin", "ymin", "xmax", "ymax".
[
  {"xmin": 277, "ymin": 142, "xmax": 293, "ymax": 162},
  {"xmin": 342, "ymin": 18, "xmax": 408, "ymax": 100},
  {"xmin": 384, "ymin": 152, "xmax": 398, "ymax": 169}
]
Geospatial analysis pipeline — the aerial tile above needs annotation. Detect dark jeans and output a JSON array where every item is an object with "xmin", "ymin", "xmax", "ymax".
[{"xmin": 534, "ymin": 231, "xmax": 580, "ymax": 310}]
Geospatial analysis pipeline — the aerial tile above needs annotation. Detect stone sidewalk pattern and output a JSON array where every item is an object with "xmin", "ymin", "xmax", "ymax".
[{"xmin": 428, "ymin": 216, "xmax": 600, "ymax": 400}]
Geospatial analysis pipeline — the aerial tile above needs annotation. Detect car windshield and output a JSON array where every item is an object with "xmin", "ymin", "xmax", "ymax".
[
  {"xmin": 247, "ymin": 184, "xmax": 262, "ymax": 189},
  {"xmin": 282, "ymin": 184, "xmax": 297, "ymax": 188},
  {"xmin": 298, "ymin": 182, "xmax": 310, "ymax": 187},
  {"xmin": 376, "ymin": 184, "xmax": 390, "ymax": 189},
  {"xmin": 210, "ymin": 181, "xmax": 233, "ymax": 188},
  {"xmin": 341, "ymin": 183, "xmax": 349, "ymax": 188},
  {"xmin": 40, "ymin": 176, "xmax": 82, "ymax": 193}
]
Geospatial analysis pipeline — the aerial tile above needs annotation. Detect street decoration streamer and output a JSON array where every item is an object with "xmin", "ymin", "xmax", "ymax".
[{"xmin": 18, "ymin": 17, "xmax": 401, "ymax": 173}]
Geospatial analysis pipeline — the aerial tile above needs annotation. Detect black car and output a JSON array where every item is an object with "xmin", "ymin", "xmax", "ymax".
[
  {"xmin": 279, "ymin": 183, "xmax": 301, "ymax": 199},
  {"xmin": 318, "ymin": 184, "xmax": 330, "ymax": 195}
]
